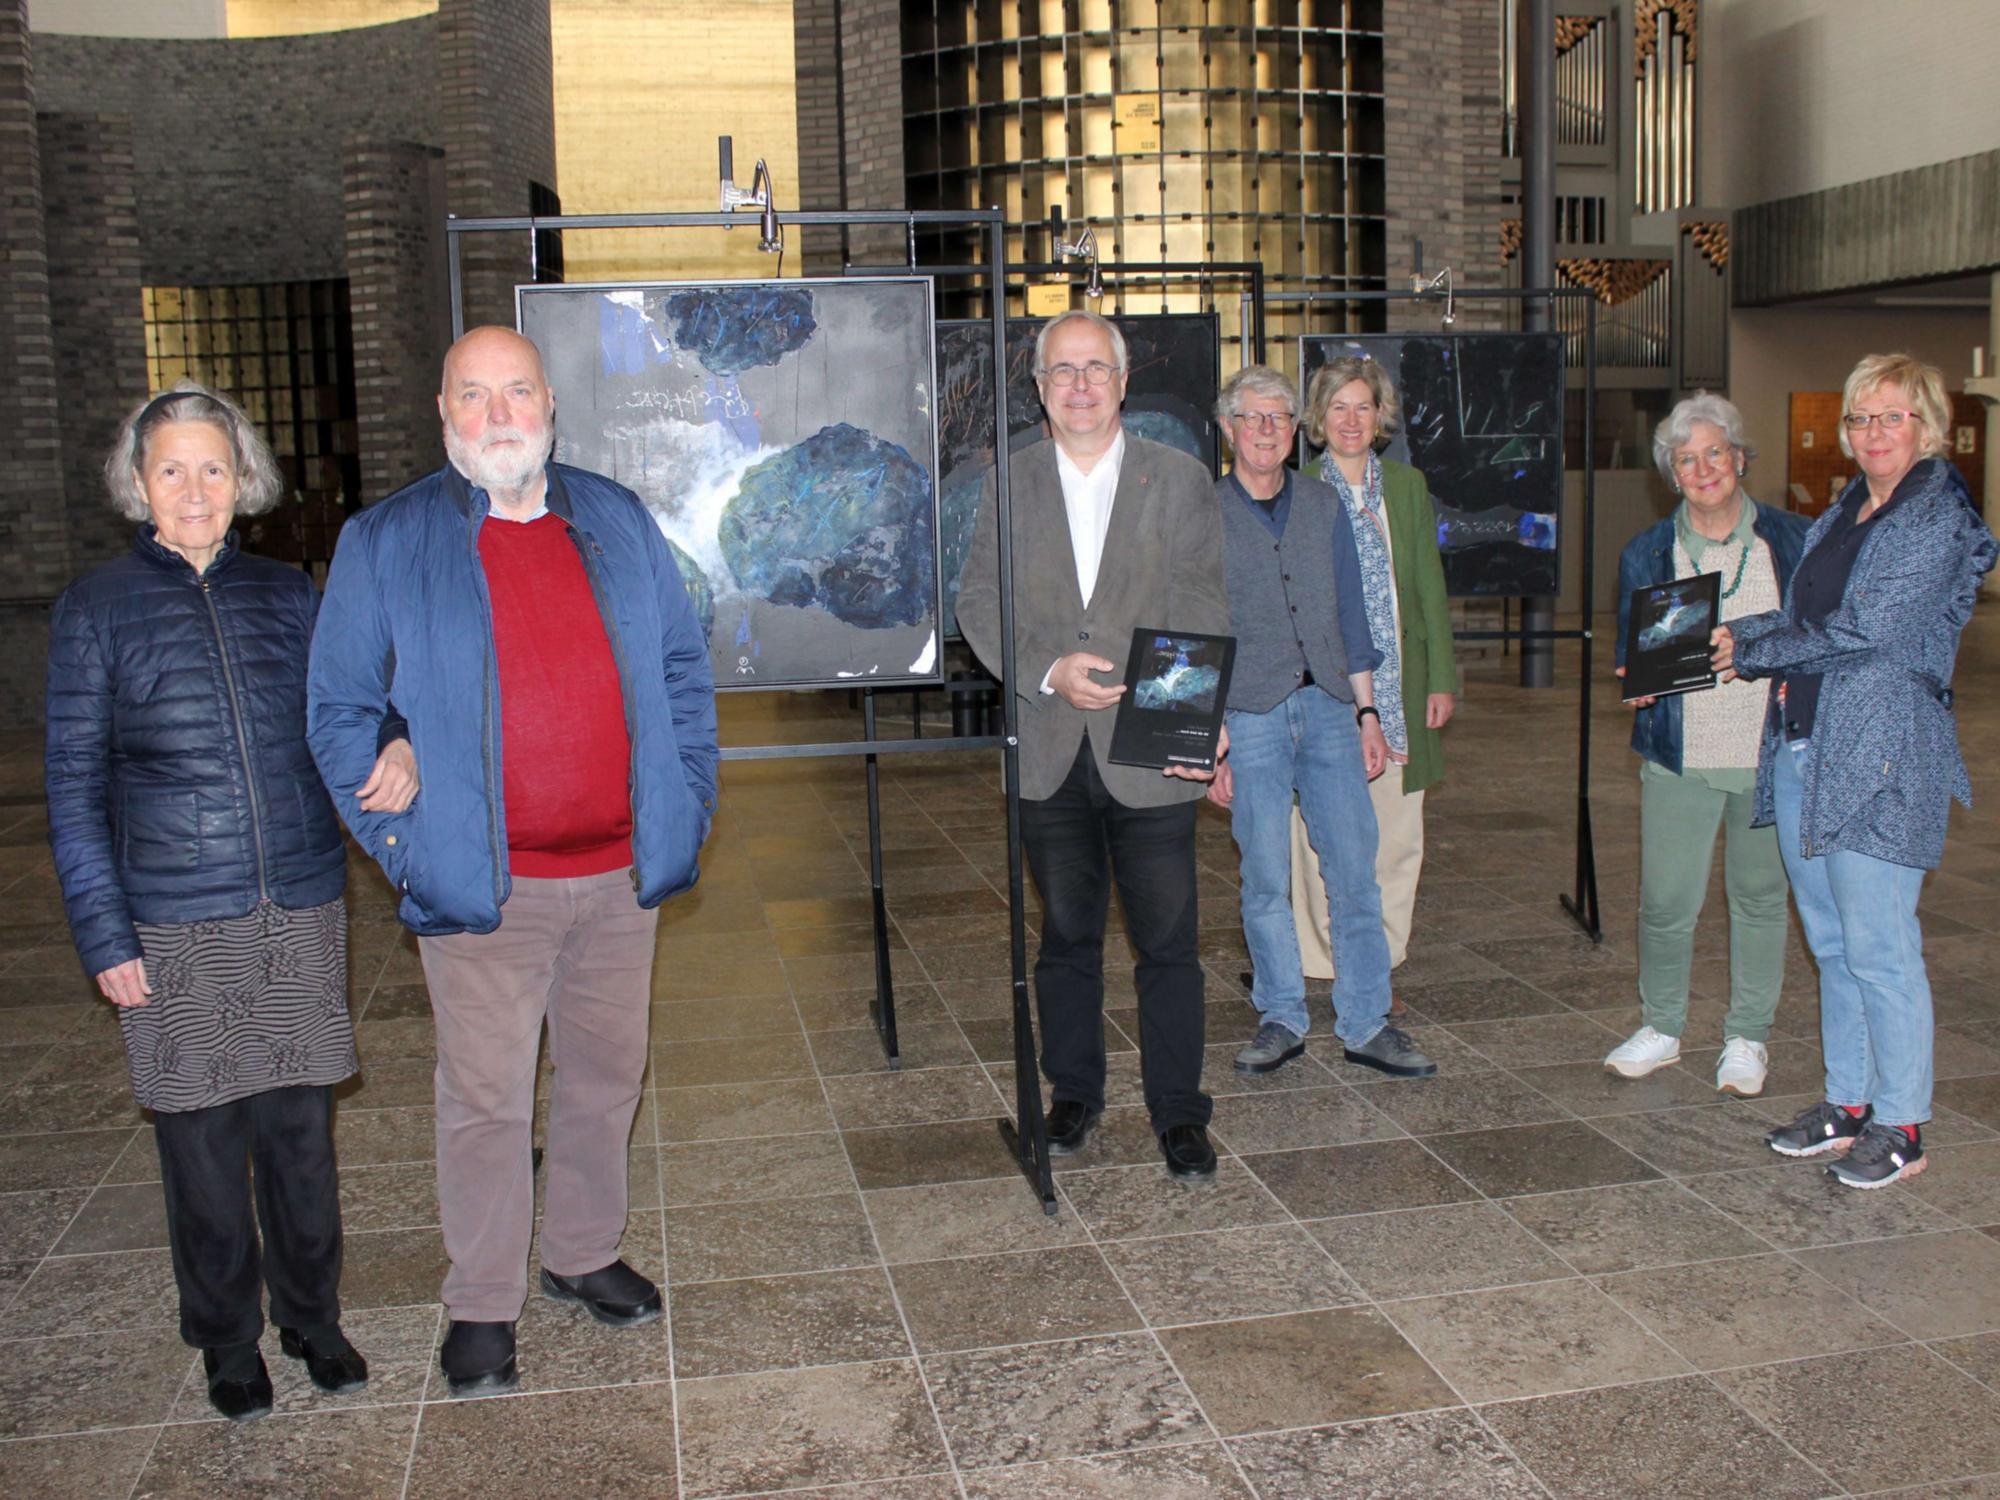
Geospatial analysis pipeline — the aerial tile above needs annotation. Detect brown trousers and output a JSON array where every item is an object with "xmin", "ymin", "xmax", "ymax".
[{"xmin": 419, "ymin": 868, "xmax": 658, "ymax": 1321}]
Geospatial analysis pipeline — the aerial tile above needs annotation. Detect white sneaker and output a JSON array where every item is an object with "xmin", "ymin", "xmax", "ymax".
[
  {"xmin": 1604, "ymin": 1025, "xmax": 1681, "ymax": 1079},
  {"xmin": 1715, "ymin": 1037, "xmax": 1769, "ymax": 1097}
]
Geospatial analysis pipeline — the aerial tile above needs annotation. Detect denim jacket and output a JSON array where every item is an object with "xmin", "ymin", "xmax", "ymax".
[
  {"xmin": 1732, "ymin": 460, "xmax": 1997, "ymax": 869},
  {"xmin": 1615, "ymin": 499, "xmax": 1810, "ymax": 775}
]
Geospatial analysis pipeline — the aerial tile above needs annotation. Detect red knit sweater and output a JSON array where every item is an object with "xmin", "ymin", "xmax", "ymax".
[{"xmin": 478, "ymin": 513, "xmax": 634, "ymax": 877}]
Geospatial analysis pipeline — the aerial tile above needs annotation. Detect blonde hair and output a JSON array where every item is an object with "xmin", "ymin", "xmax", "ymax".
[
  {"xmin": 1839, "ymin": 352, "xmax": 1951, "ymax": 462},
  {"xmin": 1302, "ymin": 356, "xmax": 1401, "ymax": 450}
]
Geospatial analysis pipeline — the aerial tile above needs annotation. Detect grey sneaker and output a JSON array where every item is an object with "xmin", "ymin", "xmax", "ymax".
[
  {"xmin": 1343, "ymin": 1024, "xmax": 1438, "ymax": 1078},
  {"xmin": 1235, "ymin": 1021, "xmax": 1306, "ymax": 1075}
]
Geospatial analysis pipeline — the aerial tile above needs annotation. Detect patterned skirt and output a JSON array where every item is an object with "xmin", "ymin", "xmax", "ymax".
[{"xmin": 121, "ymin": 898, "xmax": 359, "ymax": 1114}]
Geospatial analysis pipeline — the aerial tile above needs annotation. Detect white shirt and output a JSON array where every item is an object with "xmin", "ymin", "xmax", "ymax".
[{"xmin": 1042, "ymin": 429, "xmax": 1126, "ymax": 693}]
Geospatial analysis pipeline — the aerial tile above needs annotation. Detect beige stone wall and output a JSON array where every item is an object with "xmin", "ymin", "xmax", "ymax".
[{"xmin": 225, "ymin": 0, "xmax": 434, "ymax": 35}]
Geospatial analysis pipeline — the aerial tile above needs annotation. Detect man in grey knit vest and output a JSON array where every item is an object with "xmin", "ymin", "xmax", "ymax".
[{"xmin": 1205, "ymin": 366, "xmax": 1436, "ymax": 1079}]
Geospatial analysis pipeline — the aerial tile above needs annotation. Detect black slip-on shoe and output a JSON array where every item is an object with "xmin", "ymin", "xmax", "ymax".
[
  {"xmin": 540, "ymin": 1259, "xmax": 664, "ymax": 1327},
  {"xmin": 277, "ymin": 1324, "xmax": 369, "ymax": 1394},
  {"xmin": 440, "ymin": 1319, "xmax": 518, "ymax": 1396},
  {"xmin": 1159, "ymin": 1123, "xmax": 1218, "ymax": 1180},
  {"xmin": 202, "ymin": 1345, "xmax": 274, "ymax": 1423},
  {"xmin": 1044, "ymin": 1099, "xmax": 1103, "ymax": 1156}
]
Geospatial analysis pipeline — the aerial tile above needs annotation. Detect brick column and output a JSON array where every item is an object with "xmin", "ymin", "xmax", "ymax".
[
  {"xmin": 345, "ymin": 137, "xmax": 450, "ymax": 503},
  {"xmin": 0, "ymin": 0, "xmax": 69, "ymax": 599},
  {"xmin": 438, "ymin": 0, "xmax": 556, "ymax": 331},
  {"xmin": 40, "ymin": 111, "xmax": 147, "ymax": 571},
  {"xmin": 839, "ymin": 0, "xmax": 905, "ymax": 266},
  {"xmin": 793, "ymin": 0, "xmax": 844, "ymax": 273}
]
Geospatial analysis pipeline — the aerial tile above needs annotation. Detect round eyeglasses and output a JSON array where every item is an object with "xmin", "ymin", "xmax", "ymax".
[
  {"xmin": 1229, "ymin": 410, "xmax": 1297, "ymax": 431},
  {"xmin": 1040, "ymin": 361, "xmax": 1119, "ymax": 387}
]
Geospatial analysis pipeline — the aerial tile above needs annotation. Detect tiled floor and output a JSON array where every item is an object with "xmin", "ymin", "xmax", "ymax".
[{"xmin": 3, "ymin": 617, "xmax": 2000, "ymax": 1498}]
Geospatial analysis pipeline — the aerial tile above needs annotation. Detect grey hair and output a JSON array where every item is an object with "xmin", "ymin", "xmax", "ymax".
[
  {"xmin": 1032, "ymin": 309, "xmax": 1127, "ymax": 377},
  {"xmin": 1215, "ymin": 364, "xmax": 1299, "ymax": 425},
  {"xmin": 103, "ymin": 380, "xmax": 284, "ymax": 522},
  {"xmin": 1651, "ymin": 390, "xmax": 1754, "ymax": 487},
  {"xmin": 1302, "ymin": 356, "xmax": 1401, "ymax": 449}
]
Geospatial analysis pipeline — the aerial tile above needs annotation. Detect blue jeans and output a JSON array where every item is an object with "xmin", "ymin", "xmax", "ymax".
[
  {"xmin": 1771, "ymin": 740, "xmax": 1934, "ymax": 1126},
  {"xmin": 1226, "ymin": 688, "xmax": 1392, "ymax": 1047}
]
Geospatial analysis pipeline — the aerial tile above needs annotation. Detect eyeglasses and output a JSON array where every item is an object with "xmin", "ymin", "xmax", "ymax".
[
  {"xmin": 1841, "ymin": 409, "xmax": 1922, "ymax": 431},
  {"xmin": 1229, "ymin": 409, "xmax": 1296, "ymax": 431},
  {"xmin": 1671, "ymin": 444, "xmax": 1735, "ymax": 474},
  {"xmin": 1040, "ymin": 361, "xmax": 1119, "ymax": 387}
]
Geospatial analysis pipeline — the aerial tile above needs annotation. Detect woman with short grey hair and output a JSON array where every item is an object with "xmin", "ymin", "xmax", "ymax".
[
  {"xmin": 1609, "ymin": 391, "xmax": 1808, "ymax": 1097},
  {"xmin": 46, "ymin": 382, "xmax": 417, "ymax": 1420}
]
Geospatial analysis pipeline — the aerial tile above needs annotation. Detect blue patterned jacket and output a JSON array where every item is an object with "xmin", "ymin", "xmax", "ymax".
[{"xmin": 1732, "ymin": 459, "xmax": 1996, "ymax": 869}]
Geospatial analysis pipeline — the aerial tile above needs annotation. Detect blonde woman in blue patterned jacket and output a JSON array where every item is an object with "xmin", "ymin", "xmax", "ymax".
[{"xmin": 1712, "ymin": 353, "xmax": 1997, "ymax": 1188}]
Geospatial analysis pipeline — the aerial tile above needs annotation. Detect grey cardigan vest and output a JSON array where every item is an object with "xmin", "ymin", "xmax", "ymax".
[{"xmin": 1219, "ymin": 473, "xmax": 1353, "ymax": 712}]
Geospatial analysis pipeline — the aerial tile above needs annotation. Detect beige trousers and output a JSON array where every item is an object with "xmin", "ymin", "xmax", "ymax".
[{"xmin": 1292, "ymin": 770, "xmax": 1426, "ymax": 978}]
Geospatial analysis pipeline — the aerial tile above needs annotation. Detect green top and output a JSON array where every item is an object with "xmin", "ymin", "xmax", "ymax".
[{"xmin": 1307, "ymin": 455, "xmax": 1457, "ymax": 793}]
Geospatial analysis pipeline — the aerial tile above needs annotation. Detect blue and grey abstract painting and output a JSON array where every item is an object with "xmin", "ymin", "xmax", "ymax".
[{"xmin": 520, "ymin": 279, "xmax": 942, "ymax": 690}]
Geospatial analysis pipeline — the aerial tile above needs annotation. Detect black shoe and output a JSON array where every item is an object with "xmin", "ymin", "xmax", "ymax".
[
  {"xmin": 1159, "ymin": 1123, "xmax": 1217, "ymax": 1180},
  {"xmin": 202, "ymin": 1344, "xmax": 274, "ymax": 1423},
  {"xmin": 277, "ymin": 1324, "xmax": 369, "ymax": 1394},
  {"xmin": 1766, "ymin": 1099, "xmax": 1871, "ymax": 1158},
  {"xmin": 539, "ymin": 1260, "xmax": 663, "ymax": 1327},
  {"xmin": 1044, "ymin": 1100, "xmax": 1102, "ymax": 1156},
  {"xmin": 440, "ymin": 1319, "xmax": 518, "ymax": 1396},
  {"xmin": 1342, "ymin": 1024, "xmax": 1438, "ymax": 1078}
]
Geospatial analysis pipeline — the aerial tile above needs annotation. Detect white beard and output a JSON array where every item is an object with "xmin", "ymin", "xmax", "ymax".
[{"xmin": 444, "ymin": 420, "xmax": 555, "ymax": 498}]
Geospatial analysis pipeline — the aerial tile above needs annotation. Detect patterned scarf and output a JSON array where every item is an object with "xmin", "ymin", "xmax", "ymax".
[{"xmin": 1327, "ymin": 454, "xmax": 1407, "ymax": 755}]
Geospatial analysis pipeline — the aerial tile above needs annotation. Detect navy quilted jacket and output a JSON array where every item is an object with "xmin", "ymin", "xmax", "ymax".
[
  {"xmin": 306, "ymin": 462, "xmax": 718, "ymax": 937},
  {"xmin": 1733, "ymin": 459, "xmax": 1998, "ymax": 869},
  {"xmin": 46, "ymin": 529, "xmax": 349, "ymax": 977}
]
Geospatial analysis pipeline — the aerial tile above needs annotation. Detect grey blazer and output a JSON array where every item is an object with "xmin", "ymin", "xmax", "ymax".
[{"xmin": 957, "ymin": 434, "xmax": 1230, "ymax": 807}]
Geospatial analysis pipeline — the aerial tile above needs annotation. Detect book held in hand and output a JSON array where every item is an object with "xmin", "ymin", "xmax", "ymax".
[
  {"xmin": 1622, "ymin": 571, "xmax": 1722, "ymax": 702},
  {"xmin": 1108, "ymin": 628, "xmax": 1237, "ymax": 771}
]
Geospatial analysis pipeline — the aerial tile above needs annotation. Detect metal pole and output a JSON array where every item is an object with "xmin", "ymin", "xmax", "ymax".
[
  {"xmin": 860, "ymin": 689, "xmax": 901, "ymax": 1062},
  {"xmin": 1519, "ymin": 0, "xmax": 1557, "ymax": 688}
]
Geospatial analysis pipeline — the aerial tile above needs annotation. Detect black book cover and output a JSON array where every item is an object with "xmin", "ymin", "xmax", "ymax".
[
  {"xmin": 1623, "ymin": 571, "xmax": 1722, "ymax": 702},
  {"xmin": 1108, "ymin": 629, "xmax": 1237, "ymax": 771}
]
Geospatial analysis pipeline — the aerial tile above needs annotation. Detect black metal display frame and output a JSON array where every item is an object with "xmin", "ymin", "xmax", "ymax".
[
  {"xmin": 1265, "ymin": 285, "xmax": 1603, "ymax": 941},
  {"xmin": 443, "ymin": 207, "xmax": 1059, "ymax": 1214}
]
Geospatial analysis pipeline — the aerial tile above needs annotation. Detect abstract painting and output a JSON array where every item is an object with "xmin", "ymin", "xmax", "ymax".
[
  {"xmin": 1300, "ymin": 332, "xmax": 1565, "ymax": 597},
  {"xmin": 936, "ymin": 313, "xmax": 1220, "ymax": 634},
  {"xmin": 519, "ymin": 278, "xmax": 942, "ymax": 690}
]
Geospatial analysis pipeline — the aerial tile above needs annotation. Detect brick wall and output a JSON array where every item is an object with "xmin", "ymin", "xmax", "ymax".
[
  {"xmin": 439, "ymin": 0, "xmax": 557, "ymax": 331},
  {"xmin": 345, "ymin": 137, "xmax": 450, "ymax": 503},
  {"xmin": 33, "ymin": 20, "xmax": 440, "ymax": 287},
  {"xmin": 838, "ymin": 0, "xmax": 904, "ymax": 264},
  {"xmin": 1382, "ymin": 0, "xmax": 1505, "ymax": 329},
  {"xmin": 0, "ymin": 0, "xmax": 69, "ymax": 602},
  {"xmin": 39, "ymin": 111, "xmax": 147, "ymax": 572},
  {"xmin": 792, "ymin": 0, "xmax": 843, "ymax": 273}
]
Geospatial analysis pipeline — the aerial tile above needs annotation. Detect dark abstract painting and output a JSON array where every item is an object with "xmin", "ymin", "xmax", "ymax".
[
  {"xmin": 1300, "ymin": 332, "xmax": 1565, "ymax": 597},
  {"xmin": 520, "ymin": 279, "xmax": 942, "ymax": 690},
  {"xmin": 936, "ymin": 313, "xmax": 1220, "ymax": 635}
]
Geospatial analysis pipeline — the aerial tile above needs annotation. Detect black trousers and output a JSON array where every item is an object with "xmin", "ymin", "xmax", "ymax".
[
  {"xmin": 152, "ymin": 1084, "xmax": 344, "ymax": 1349},
  {"xmin": 1020, "ymin": 741, "xmax": 1211, "ymax": 1133}
]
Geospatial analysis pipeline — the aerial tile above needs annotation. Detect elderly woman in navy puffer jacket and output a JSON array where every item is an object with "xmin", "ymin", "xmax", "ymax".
[
  {"xmin": 1714, "ymin": 353, "xmax": 1998, "ymax": 1189},
  {"xmin": 45, "ymin": 383, "xmax": 416, "ymax": 1421}
]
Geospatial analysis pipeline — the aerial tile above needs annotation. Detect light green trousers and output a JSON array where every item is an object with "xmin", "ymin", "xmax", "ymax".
[{"xmin": 1637, "ymin": 761, "xmax": 1789, "ymax": 1042}]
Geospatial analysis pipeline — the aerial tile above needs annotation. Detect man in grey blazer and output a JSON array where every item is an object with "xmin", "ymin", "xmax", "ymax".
[{"xmin": 958, "ymin": 310, "xmax": 1230, "ymax": 1180}]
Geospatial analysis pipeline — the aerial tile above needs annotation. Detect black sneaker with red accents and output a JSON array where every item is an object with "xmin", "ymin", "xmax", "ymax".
[
  {"xmin": 1765, "ymin": 1100, "xmax": 1870, "ymax": 1158},
  {"xmin": 1826, "ymin": 1121, "xmax": 1926, "ymax": 1188}
]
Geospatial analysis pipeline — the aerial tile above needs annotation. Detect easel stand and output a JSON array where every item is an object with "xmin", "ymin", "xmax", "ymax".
[
  {"xmin": 444, "ymin": 206, "xmax": 1057, "ymax": 1213},
  {"xmin": 1259, "ymin": 285, "xmax": 1603, "ymax": 941}
]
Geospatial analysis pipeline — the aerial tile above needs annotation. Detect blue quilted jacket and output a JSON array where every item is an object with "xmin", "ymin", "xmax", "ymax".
[
  {"xmin": 307, "ymin": 462, "xmax": 719, "ymax": 936},
  {"xmin": 1615, "ymin": 499, "xmax": 1811, "ymax": 774},
  {"xmin": 1733, "ymin": 459, "xmax": 1997, "ymax": 869},
  {"xmin": 46, "ymin": 530, "xmax": 349, "ymax": 977}
]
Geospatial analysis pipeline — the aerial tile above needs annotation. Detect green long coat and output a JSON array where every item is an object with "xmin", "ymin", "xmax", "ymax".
[{"xmin": 1309, "ymin": 456, "xmax": 1457, "ymax": 793}]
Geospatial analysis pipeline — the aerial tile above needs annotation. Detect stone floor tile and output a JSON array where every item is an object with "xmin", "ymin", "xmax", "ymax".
[
  {"xmin": 958, "ymin": 1444, "xmax": 1255, "ymax": 1498},
  {"xmin": 813, "ymin": 1020, "xmax": 977, "ymax": 1075},
  {"xmin": 1445, "ymin": 1011, "xmax": 1628, "ymax": 1069},
  {"xmin": 892, "ymin": 1245, "xmax": 1139, "ymax": 1353},
  {"xmin": 0, "ymin": 1127, "xmax": 140, "ymax": 1193},
  {"xmin": 822, "ymin": 1064, "xmax": 1004, "ymax": 1130},
  {"xmin": 1589, "ymin": 1103, "xmax": 1799, "ymax": 1177},
  {"xmin": 666, "ymin": 1192, "xmax": 877, "ymax": 1284},
  {"xmin": 1392, "ymin": 975, "xmax": 1566, "ymax": 1024},
  {"xmin": 0, "ymin": 1186, "xmax": 88, "ymax": 1259},
  {"xmin": 1907, "ymin": 1140, "xmax": 2000, "ymax": 1226},
  {"xmin": 1507, "ymin": 1058, "xmax": 1718, "ymax": 1117},
  {"xmin": 0, "ymin": 1329, "xmax": 194, "ymax": 1436},
  {"xmin": 1102, "ymin": 1222, "xmax": 1362, "ymax": 1327},
  {"xmin": 0, "ymin": 1246, "xmax": 180, "ymax": 1337},
  {"xmin": 1159, "ymin": 1306, "xmax": 1457, "ymax": 1435},
  {"xmin": 1795, "ymin": 1229, "xmax": 2000, "ymax": 1339},
  {"xmin": 1500, "ymin": 1178, "xmax": 1767, "ymax": 1274},
  {"xmin": 655, "ymin": 1078, "xmax": 835, "ymax": 1143},
  {"xmin": 671, "ymin": 1267, "xmax": 909, "ymax": 1377},
  {"xmin": 0, "ymin": 1427, "xmax": 158, "ymax": 1499},
  {"xmin": 1349, "ymin": 1069, "xmax": 1572, "ymax": 1137},
  {"xmin": 677, "ymin": 1359, "xmax": 947, "ymax": 1497},
  {"xmin": 134, "ymin": 1405, "xmax": 419, "ymax": 1500},
  {"xmin": 1309, "ymin": 1201, "xmax": 1573, "ymax": 1300},
  {"xmin": 866, "ymin": 1176, "xmax": 1092, "ymax": 1264},
  {"xmin": 1227, "ymin": 1408, "xmax": 1547, "ymax": 1498},
  {"xmin": 654, "ymin": 1032, "xmax": 816, "ymax": 1089},
  {"xmin": 924, "ymin": 1333, "xmax": 1207, "ymax": 1468},
  {"xmin": 1057, "ymin": 1158, "xmax": 1290, "ymax": 1240},
  {"xmin": 1931, "ymin": 1331, "xmax": 2000, "ymax": 1390},
  {"xmin": 1388, "ymin": 1279, "xmax": 1689, "ymax": 1402},
  {"xmin": 842, "ymin": 1118, "xmax": 1020, "ymax": 1191},
  {"xmin": 1683, "ymin": 1164, "xmax": 1961, "ymax": 1249},
  {"xmin": 1479, "ymin": 1375, "xmax": 1836, "ymax": 1499},
  {"xmin": 1237, "ymin": 1139, "xmax": 1479, "ymax": 1220},
  {"xmin": 1422, "ymin": 1120, "xmax": 1662, "ymax": 1198},
  {"xmin": 406, "ymin": 1382, "xmax": 678, "ymax": 1499},
  {"xmin": 1597, "ymin": 1251, "xmax": 1905, "ymax": 1368},
  {"xmin": 339, "ymin": 1225, "xmax": 449, "ymax": 1309},
  {"xmin": 660, "ymin": 1131, "xmax": 852, "ymax": 1206}
]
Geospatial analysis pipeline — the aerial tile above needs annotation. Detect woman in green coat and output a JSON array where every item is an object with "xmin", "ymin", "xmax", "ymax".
[{"xmin": 1291, "ymin": 356, "xmax": 1458, "ymax": 984}]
